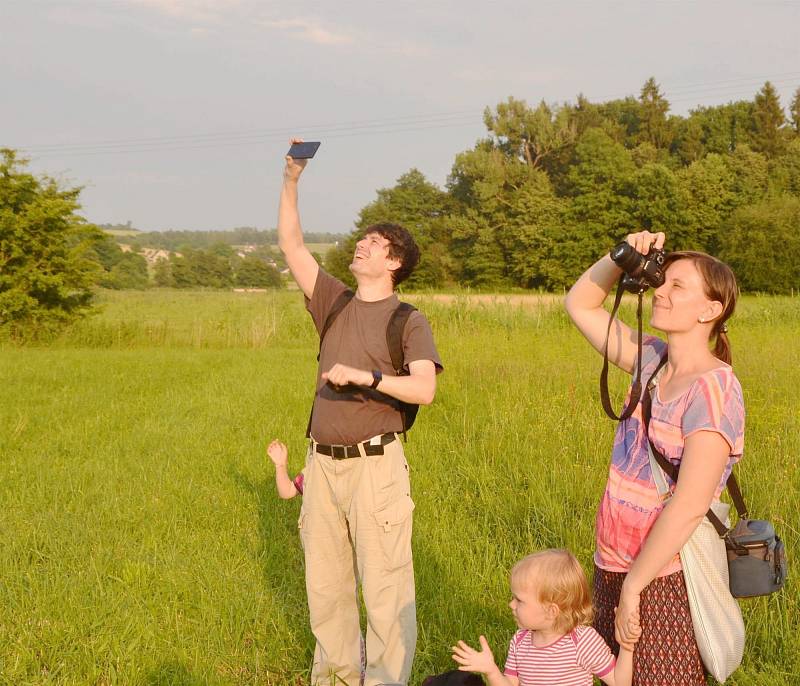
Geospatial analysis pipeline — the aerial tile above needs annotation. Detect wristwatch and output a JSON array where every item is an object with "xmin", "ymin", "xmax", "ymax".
[{"xmin": 370, "ymin": 369, "xmax": 382, "ymax": 389}]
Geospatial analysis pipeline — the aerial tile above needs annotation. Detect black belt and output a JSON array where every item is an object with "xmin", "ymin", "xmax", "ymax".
[{"xmin": 314, "ymin": 433, "xmax": 397, "ymax": 460}]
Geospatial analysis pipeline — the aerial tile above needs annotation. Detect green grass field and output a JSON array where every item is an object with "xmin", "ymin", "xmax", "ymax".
[{"xmin": 1, "ymin": 290, "xmax": 798, "ymax": 685}]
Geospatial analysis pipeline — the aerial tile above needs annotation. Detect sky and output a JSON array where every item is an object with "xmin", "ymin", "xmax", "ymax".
[{"xmin": 3, "ymin": 0, "xmax": 800, "ymax": 234}]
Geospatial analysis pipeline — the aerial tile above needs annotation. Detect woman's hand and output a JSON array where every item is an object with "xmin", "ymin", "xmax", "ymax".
[
  {"xmin": 624, "ymin": 230, "xmax": 665, "ymax": 256},
  {"xmin": 615, "ymin": 588, "xmax": 642, "ymax": 651}
]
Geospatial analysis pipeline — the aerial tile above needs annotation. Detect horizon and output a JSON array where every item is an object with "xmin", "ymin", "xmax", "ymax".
[{"xmin": 3, "ymin": 1, "xmax": 799, "ymax": 233}]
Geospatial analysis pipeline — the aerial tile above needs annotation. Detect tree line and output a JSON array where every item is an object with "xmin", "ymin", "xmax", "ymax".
[
  {"xmin": 101, "ymin": 224, "xmax": 342, "ymax": 252},
  {"xmin": 91, "ymin": 238, "xmax": 284, "ymax": 291},
  {"xmin": 326, "ymin": 79, "xmax": 800, "ymax": 293},
  {"xmin": 3, "ymin": 78, "xmax": 799, "ymax": 333}
]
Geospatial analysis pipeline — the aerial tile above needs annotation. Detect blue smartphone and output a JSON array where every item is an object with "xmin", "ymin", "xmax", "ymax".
[{"xmin": 287, "ymin": 141, "xmax": 321, "ymax": 159}]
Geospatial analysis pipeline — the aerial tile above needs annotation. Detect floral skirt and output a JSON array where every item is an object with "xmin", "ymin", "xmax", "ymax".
[{"xmin": 593, "ymin": 566, "xmax": 707, "ymax": 686}]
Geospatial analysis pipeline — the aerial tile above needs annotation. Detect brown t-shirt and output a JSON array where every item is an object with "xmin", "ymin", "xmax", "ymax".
[{"xmin": 306, "ymin": 269, "xmax": 443, "ymax": 445}]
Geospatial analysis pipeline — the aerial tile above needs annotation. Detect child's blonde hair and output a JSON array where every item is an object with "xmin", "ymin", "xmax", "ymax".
[{"xmin": 510, "ymin": 549, "xmax": 593, "ymax": 634}]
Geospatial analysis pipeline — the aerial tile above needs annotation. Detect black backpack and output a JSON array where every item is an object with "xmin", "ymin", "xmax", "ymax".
[{"xmin": 307, "ymin": 289, "xmax": 419, "ymax": 440}]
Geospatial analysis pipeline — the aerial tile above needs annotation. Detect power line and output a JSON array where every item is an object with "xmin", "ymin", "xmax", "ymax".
[
  {"xmin": 13, "ymin": 71, "xmax": 800, "ymax": 159},
  {"xmin": 589, "ymin": 71, "xmax": 800, "ymax": 101},
  {"xmin": 27, "ymin": 119, "xmax": 483, "ymax": 158},
  {"xmin": 18, "ymin": 110, "xmax": 481, "ymax": 153}
]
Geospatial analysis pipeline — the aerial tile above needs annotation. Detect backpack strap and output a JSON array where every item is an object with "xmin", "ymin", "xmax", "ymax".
[
  {"xmin": 386, "ymin": 302, "xmax": 416, "ymax": 373},
  {"xmin": 306, "ymin": 289, "xmax": 355, "ymax": 437},
  {"xmin": 386, "ymin": 302, "xmax": 417, "ymax": 440}
]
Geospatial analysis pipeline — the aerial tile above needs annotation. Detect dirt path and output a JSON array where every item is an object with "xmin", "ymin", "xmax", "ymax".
[{"xmin": 403, "ymin": 293, "xmax": 564, "ymax": 307}]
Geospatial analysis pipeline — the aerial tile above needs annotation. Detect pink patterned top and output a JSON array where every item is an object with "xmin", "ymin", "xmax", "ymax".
[{"xmin": 594, "ymin": 336, "xmax": 745, "ymax": 576}]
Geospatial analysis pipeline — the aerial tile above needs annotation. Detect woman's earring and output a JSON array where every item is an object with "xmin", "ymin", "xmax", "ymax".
[{"xmin": 699, "ymin": 317, "xmax": 705, "ymax": 323}]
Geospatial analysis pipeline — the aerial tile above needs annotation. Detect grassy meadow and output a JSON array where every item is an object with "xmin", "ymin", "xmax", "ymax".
[{"xmin": 1, "ymin": 289, "xmax": 798, "ymax": 685}]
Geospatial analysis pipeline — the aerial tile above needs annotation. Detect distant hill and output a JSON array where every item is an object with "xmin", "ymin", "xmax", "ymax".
[
  {"xmin": 101, "ymin": 225, "xmax": 344, "ymax": 251},
  {"xmin": 100, "ymin": 222, "xmax": 141, "ymax": 237}
]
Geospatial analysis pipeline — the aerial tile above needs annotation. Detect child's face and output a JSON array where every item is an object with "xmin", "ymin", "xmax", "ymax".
[{"xmin": 508, "ymin": 579, "xmax": 556, "ymax": 632}]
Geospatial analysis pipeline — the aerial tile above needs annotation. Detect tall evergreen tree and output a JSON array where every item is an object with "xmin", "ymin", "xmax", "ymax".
[
  {"xmin": 638, "ymin": 77, "xmax": 672, "ymax": 149},
  {"xmin": 751, "ymin": 81, "xmax": 787, "ymax": 157},
  {"xmin": 789, "ymin": 86, "xmax": 800, "ymax": 135}
]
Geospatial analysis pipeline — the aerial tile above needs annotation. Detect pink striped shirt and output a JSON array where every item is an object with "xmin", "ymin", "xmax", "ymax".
[{"xmin": 503, "ymin": 625, "xmax": 615, "ymax": 686}]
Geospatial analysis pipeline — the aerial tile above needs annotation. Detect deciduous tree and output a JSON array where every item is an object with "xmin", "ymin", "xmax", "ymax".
[{"xmin": 0, "ymin": 149, "xmax": 103, "ymax": 331}]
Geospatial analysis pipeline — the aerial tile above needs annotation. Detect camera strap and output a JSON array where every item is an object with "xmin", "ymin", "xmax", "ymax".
[{"xmin": 600, "ymin": 277, "xmax": 644, "ymax": 421}]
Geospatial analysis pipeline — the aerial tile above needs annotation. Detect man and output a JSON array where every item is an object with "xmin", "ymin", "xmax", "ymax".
[{"xmin": 277, "ymin": 140, "xmax": 443, "ymax": 686}]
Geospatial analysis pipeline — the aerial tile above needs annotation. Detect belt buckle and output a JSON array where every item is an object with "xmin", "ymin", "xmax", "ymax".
[{"xmin": 331, "ymin": 445, "xmax": 346, "ymax": 460}]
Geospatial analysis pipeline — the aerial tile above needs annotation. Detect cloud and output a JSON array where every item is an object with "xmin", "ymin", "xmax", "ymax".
[
  {"xmin": 261, "ymin": 18, "xmax": 354, "ymax": 46},
  {"xmin": 127, "ymin": 0, "xmax": 240, "ymax": 25}
]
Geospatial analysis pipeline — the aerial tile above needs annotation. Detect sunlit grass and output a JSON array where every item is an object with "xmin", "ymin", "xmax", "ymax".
[{"xmin": 1, "ymin": 290, "xmax": 797, "ymax": 684}]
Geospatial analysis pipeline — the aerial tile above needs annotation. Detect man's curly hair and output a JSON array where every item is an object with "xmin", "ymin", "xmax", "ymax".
[{"xmin": 364, "ymin": 223, "xmax": 420, "ymax": 287}]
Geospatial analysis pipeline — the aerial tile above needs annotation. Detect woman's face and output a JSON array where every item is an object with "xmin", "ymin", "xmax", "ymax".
[{"xmin": 650, "ymin": 259, "xmax": 720, "ymax": 333}]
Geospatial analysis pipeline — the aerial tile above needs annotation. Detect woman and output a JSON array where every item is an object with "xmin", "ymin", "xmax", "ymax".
[{"xmin": 565, "ymin": 230, "xmax": 744, "ymax": 685}]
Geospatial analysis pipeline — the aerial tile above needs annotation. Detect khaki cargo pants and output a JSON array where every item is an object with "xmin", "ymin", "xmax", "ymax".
[{"xmin": 299, "ymin": 436, "xmax": 416, "ymax": 686}]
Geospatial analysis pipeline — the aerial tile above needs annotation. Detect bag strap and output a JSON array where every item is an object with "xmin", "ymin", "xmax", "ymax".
[
  {"xmin": 386, "ymin": 301, "xmax": 417, "ymax": 441},
  {"xmin": 306, "ymin": 289, "xmax": 356, "ymax": 437},
  {"xmin": 600, "ymin": 280, "xmax": 645, "ymax": 421},
  {"xmin": 641, "ymin": 354, "xmax": 748, "ymax": 537},
  {"xmin": 386, "ymin": 302, "xmax": 416, "ymax": 374}
]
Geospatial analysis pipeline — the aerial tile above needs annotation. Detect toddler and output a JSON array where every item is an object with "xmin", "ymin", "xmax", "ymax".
[
  {"xmin": 452, "ymin": 549, "xmax": 640, "ymax": 686},
  {"xmin": 267, "ymin": 439, "xmax": 305, "ymax": 498}
]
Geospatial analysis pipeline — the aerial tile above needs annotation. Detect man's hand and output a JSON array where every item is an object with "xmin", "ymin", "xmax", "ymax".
[
  {"xmin": 321, "ymin": 364, "xmax": 372, "ymax": 388},
  {"xmin": 267, "ymin": 439, "xmax": 288, "ymax": 468},
  {"xmin": 451, "ymin": 636, "xmax": 501, "ymax": 677},
  {"xmin": 283, "ymin": 138, "xmax": 308, "ymax": 184}
]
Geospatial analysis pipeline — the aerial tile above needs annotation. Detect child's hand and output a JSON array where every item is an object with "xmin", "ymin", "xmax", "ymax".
[
  {"xmin": 267, "ymin": 439, "xmax": 288, "ymax": 468},
  {"xmin": 451, "ymin": 636, "xmax": 499, "ymax": 676},
  {"xmin": 626, "ymin": 608, "xmax": 642, "ymax": 644}
]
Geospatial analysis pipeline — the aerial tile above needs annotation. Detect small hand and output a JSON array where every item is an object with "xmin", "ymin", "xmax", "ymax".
[
  {"xmin": 624, "ymin": 230, "xmax": 665, "ymax": 256},
  {"xmin": 615, "ymin": 590, "xmax": 641, "ymax": 651},
  {"xmin": 267, "ymin": 439, "xmax": 288, "ymax": 468},
  {"xmin": 321, "ymin": 363, "xmax": 372, "ymax": 389},
  {"xmin": 451, "ymin": 636, "xmax": 498, "ymax": 675},
  {"xmin": 627, "ymin": 608, "xmax": 642, "ymax": 644},
  {"xmin": 284, "ymin": 137, "xmax": 308, "ymax": 183}
]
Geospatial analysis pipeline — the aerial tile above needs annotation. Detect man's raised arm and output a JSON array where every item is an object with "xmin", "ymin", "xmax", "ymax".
[{"xmin": 277, "ymin": 139, "xmax": 319, "ymax": 298}]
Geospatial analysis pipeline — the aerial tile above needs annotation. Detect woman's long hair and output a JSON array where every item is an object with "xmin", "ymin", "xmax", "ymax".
[{"xmin": 662, "ymin": 251, "xmax": 739, "ymax": 365}]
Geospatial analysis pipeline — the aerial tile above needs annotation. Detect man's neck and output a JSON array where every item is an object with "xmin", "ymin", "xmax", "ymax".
[{"xmin": 355, "ymin": 278, "xmax": 395, "ymax": 302}]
